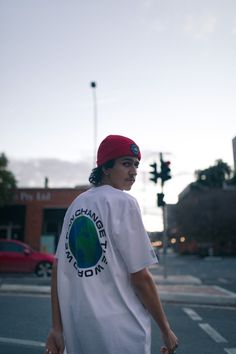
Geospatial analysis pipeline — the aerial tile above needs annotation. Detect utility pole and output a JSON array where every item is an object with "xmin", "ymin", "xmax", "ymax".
[{"xmin": 90, "ymin": 81, "xmax": 97, "ymax": 167}]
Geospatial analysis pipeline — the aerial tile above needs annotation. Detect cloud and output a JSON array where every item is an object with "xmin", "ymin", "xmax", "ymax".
[
  {"xmin": 183, "ymin": 14, "xmax": 217, "ymax": 39},
  {"xmin": 9, "ymin": 158, "xmax": 91, "ymax": 188},
  {"xmin": 139, "ymin": 3, "xmax": 218, "ymax": 39},
  {"xmin": 232, "ymin": 17, "xmax": 236, "ymax": 35},
  {"xmin": 140, "ymin": 0, "xmax": 155, "ymax": 10},
  {"xmin": 148, "ymin": 19, "xmax": 167, "ymax": 33}
]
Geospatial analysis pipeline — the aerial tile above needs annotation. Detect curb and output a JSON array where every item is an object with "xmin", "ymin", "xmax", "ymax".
[
  {"xmin": 150, "ymin": 271, "xmax": 236, "ymax": 306},
  {"xmin": 0, "ymin": 284, "xmax": 51, "ymax": 294},
  {"xmin": 1, "ymin": 282, "xmax": 236, "ymax": 306},
  {"xmin": 152, "ymin": 275, "xmax": 202, "ymax": 285},
  {"xmin": 158, "ymin": 284, "xmax": 236, "ymax": 306}
]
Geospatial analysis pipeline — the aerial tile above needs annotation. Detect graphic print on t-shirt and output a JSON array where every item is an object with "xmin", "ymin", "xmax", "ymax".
[
  {"xmin": 65, "ymin": 208, "xmax": 108, "ymax": 278},
  {"xmin": 69, "ymin": 216, "xmax": 102, "ymax": 268}
]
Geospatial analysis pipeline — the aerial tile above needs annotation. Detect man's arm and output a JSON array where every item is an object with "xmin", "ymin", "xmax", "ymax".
[
  {"xmin": 44, "ymin": 260, "xmax": 64, "ymax": 354},
  {"xmin": 130, "ymin": 267, "xmax": 178, "ymax": 354},
  {"xmin": 51, "ymin": 260, "xmax": 63, "ymax": 332}
]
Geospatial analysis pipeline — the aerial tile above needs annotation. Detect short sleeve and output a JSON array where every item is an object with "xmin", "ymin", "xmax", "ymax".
[{"xmin": 112, "ymin": 197, "xmax": 158, "ymax": 273}]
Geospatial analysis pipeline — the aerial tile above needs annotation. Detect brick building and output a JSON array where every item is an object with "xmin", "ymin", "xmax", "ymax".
[
  {"xmin": 175, "ymin": 184, "xmax": 236, "ymax": 255},
  {"xmin": 0, "ymin": 186, "xmax": 89, "ymax": 253}
]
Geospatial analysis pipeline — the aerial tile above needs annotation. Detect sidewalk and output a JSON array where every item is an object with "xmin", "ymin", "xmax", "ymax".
[
  {"xmin": 150, "ymin": 266, "xmax": 236, "ymax": 306},
  {"xmin": 0, "ymin": 272, "xmax": 236, "ymax": 306},
  {"xmin": 1, "ymin": 260, "xmax": 236, "ymax": 306}
]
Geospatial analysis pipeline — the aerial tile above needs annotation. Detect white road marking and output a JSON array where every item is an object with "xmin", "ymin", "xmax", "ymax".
[
  {"xmin": 224, "ymin": 349, "xmax": 236, "ymax": 354},
  {"xmin": 0, "ymin": 292, "xmax": 50, "ymax": 298},
  {"xmin": 183, "ymin": 307, "xmax": 202, "ymax": 321},
  {"xmin": 213, "ymin": 285, "xmax": 236, "ymax": 296},
  {"xmin": 199, "ymin": 323, "xmax": 228, "ymax": 343},
  {"xmin": 218, "ymin": 278, "xmax": 229, "ymax": 284},
  {"xmin": 0, "ymin": 336, "xmax": 45, "ymax": 347}
]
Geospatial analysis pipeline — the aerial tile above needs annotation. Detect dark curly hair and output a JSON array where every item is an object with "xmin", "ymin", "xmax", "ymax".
[{"xmin": 89, "ymin": 160, "xmax": 115, "ymax": 186}]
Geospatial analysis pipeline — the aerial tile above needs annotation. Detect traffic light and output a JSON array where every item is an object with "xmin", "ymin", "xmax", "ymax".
[
  {"xmin": 149, "ymin": 162, "xmax": 159, "ymax": 184},
  {"xmin": 90, "ymin": 81, "xmax": 96, "ymax": 88},
  {"xmin": 157, "ymin": 193, "xmax": 165, "ymax": 207},
  {"xmin": 160, "ymin": 159, "xmax": 171, "ymax": 185}
]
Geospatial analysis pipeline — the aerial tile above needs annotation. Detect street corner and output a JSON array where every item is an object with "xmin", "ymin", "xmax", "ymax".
[
  {"xmin": 157, "ymin": 283, "xmax": 236, "ymax": 306},
  {"xmin": 152, "ymin": 274, "xmax": 202, "ymax": 285}
]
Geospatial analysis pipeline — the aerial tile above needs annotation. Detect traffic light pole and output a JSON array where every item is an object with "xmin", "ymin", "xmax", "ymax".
[
  {"xmin": 162, "ymin": 202, "xmax": 168, "ymax": 279},
  {"xmin": 149, "ymin": 152, "xmax": 172, "ymax": 279}
]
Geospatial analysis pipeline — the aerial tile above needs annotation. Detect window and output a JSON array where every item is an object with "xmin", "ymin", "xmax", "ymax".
[{"xmin": 0, "ymin": 241, "xmax": 24, "ymax": 253}]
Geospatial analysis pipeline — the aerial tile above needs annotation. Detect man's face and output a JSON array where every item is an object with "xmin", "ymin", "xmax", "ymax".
[{"xmin": 105, "ymin": 156, "xmax": 140, "ymax": 191}]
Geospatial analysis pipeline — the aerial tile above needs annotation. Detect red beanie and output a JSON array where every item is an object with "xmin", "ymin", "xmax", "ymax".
[{"xmin": 97, "ymin": 135, "xmax": 141, "ymax": 167}]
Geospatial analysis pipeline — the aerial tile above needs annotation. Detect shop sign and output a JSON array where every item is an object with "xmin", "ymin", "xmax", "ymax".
[{"xmin": 15, "ymin": 191, "xmax": 52, "ymax": 202}]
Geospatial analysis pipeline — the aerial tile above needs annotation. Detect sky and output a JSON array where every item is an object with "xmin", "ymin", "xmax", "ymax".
[{"xmin": 1, "ymin": 0, "xmax": 236, "ymax": 231}]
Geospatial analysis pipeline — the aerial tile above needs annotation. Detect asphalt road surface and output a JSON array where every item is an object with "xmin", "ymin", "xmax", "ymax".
[
  {"xmin": 1, "ymin": 253, "xmax": 236, "ymax": 353},
  {"xmin": 0, "ymin": 292, "xmax": 236, "ymax": 354}
]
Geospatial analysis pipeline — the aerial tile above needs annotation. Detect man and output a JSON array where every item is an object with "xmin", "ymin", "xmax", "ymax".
[{"xmin": 45, "ymin": 134, "xmax": 178, "ymax": 354}]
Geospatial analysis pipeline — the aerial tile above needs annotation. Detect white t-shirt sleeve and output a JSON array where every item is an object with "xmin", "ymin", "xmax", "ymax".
[{"xmin": 113, "ymin": 197, "xmax": 158, "ymax": 273}]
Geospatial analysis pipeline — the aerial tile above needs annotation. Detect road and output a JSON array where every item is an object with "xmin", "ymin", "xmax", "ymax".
[
  {"xmin": 0, "ymin": 253, "xmax": 236, "ymax": 353},
  {"xmin": 0, "ymin": 292, "xmax": 236, "ymax": 354},
  {"xmin": 0, "ymin": 293, "xmax": 49, "ymax": 354},
  {"xmin": 151, "ymin": 303, "xmax": 236, "ymax": 354}
]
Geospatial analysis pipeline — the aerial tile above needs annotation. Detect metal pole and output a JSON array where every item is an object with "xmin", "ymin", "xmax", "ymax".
[
  {"xmin": 162, "ymin": 204, "xmax": 168, "ymax": 278},
  {"xmin": 90, "ymin": 81, "xmax": 97, "ymax": 167},
  {"xmin": 160, "ymin": 150, "xmax": 167, "ymax": 278}
]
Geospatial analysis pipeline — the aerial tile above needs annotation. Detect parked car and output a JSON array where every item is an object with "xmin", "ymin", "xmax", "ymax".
[{"xmin": 0, "ymin": 239, "xmax": 55, "ymax": 277}]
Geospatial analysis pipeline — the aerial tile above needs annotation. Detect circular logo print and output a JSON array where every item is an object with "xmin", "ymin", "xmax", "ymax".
[{"xmin": 69, "ymin": 216, "xmax": 103, "ymax": 268}]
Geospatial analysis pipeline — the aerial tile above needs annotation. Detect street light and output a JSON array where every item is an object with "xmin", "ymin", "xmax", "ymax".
[{"xmin": 90, "ymin": 81, "xmax": 97, "ymax": 166}]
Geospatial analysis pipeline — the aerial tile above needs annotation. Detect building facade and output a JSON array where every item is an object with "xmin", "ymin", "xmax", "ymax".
[
  {"xmin": 233, "ymin": 136, "xmax": 236, "ymax": 174},
  {"xmin": 0, "ymin": 187, "xmax": 89, "ymax": 253},
  {"xmin": 175, "ymin": 184, "xmax": 236, "ymax": 256}
]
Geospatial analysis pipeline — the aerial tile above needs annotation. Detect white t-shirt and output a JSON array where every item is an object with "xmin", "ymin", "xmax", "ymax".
[{"xmin": 56, "ymin": 185, "xmax": 158, "ymax": 354}]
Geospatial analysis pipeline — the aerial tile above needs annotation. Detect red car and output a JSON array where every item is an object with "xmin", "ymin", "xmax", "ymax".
[{"xmin": 0, "ymin": 239, "xmax": 55, "ymax": 277}]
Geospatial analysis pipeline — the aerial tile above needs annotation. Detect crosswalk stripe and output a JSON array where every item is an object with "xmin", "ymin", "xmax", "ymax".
[
  {"xmin": 183, "ymin": 307, "xmax": 202, "ymax": 321},
  {"xmin": 218, "ymin": 278, "xmax": 229, "ymax": 284},
  {"xmin": 199, "ymin": 323, "xmax": 228, "ymax": 343},
  {"xmin": 0, "ymin": 336, "xmax": 45, "ymax": 347}
]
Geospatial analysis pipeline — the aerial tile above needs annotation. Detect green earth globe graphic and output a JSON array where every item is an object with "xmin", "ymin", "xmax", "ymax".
[{"xmin": 69, "ymin": 215, "xmax": 103, "ymax": 268}]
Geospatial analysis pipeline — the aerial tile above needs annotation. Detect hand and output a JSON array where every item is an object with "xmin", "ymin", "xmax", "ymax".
[
  {"xmin": 160, "ymin": 328, "xmax": 179, "ymax": 354},
  {"xmin": 44, "ymin": 329, "xmax": 65, "ymax": 354},
  {"xmin": 160, "ymin": 346, "xmax": 178, "ymax": 354}
]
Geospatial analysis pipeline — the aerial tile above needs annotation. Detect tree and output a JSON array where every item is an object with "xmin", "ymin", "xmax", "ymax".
[
  {"xmin": 227, "ymin": 174, "xmax": 236, "ymax": 186},
  {"xmin": 0, "ymin": 153, "xmax": 17, "ymax": 206},
  {"xmin": 195, "ymin": 159, "xmax": 232, "ymax": 188}
]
